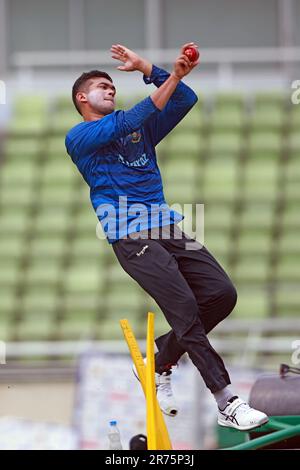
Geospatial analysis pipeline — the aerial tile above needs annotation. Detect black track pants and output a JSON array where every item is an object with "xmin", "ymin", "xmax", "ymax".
[{"xmin": 112, "ymin": 225, "xmax": 237, "ymax": 393}]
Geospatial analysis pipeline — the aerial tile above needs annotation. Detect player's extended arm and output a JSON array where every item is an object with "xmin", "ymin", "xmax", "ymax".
[
  {"xmin": 143, "ymin": 65, "xmax": 198, "ymax": 146},
  {"xmin": 110, "ymin": 43, "xmax": 197, "ymax": 111},
  {"xmin": 111, "ymin": 43, "xmax": 200, "ymax": 146}
]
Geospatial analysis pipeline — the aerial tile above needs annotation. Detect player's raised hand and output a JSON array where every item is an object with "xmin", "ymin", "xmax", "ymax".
[
  {"xmin": 172, "ymin": 42, "xmax": 200, "ymax": 79},
  {"xmin": 110, "ymin": 44, "xmax": 142, "ymax": 72}
]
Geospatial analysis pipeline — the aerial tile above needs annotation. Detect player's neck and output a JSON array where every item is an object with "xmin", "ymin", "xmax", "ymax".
[{"xmin": 83, "ymin": 109, "xmax": 106, "ymax": 122}]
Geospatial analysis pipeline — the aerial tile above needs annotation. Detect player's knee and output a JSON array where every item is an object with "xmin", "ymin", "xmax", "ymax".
[{"xmin": 221, "ymin": 282, "xmax": 237, "ymax": 316}]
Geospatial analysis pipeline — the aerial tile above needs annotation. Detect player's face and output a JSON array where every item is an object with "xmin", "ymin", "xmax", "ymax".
[{"xmin": 86, "ymin": 78, "xmax": 116, "ymax": 115}]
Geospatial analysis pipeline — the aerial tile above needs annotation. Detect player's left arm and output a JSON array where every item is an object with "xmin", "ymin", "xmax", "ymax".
[
  {"xmin": 110, "ymin": 43, "xmax": 199, "ymax": 146},
  {"xmin": 142, "ymin": 66, "xmax": 198, "ymax": 146}
]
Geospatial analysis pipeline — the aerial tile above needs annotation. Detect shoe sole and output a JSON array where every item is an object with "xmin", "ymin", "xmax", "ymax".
[
  {"xmin": 217, "ymin": 416, "xmax": 269, "ymax": 432},
  {"xmin": 132, "ymin": 365, "xmax": 178, "ymax": 417}
]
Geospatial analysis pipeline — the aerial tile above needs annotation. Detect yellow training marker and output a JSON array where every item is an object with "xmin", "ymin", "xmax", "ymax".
[
  {"xmin": 120, "ymin": 316, "xmax": 172, "ymax": 450},
  {"xmin": 146, "ymin": 312, "xmax": 157, "ymax": 449}
]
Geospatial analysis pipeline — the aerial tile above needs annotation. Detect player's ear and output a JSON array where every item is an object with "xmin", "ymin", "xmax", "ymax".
[{"xmin": 76, "ymin": 91, "xmax": 88, "ymax": 105}]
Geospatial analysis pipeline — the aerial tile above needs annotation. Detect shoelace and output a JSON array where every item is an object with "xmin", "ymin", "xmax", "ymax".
[
  {"xmin": 156, "ymin": 372, "xmax": 173, "ymax": 397},
  {"xmin": 225, "ymin": 399, "xmax": 250, "ymax": 416},
  {"xmin": 235, "ymin": 402, "xmax": 252, "ymax": 414}
]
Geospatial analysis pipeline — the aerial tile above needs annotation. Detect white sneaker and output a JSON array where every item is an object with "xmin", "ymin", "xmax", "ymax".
[
  {"xmin": 132, "ymin": 361, "xmax": 179, "ymax": 417},
  {"xmin": 217, "ymin": 396, "xmax": 269, "ymax": 431},
  {"xmin": 155, "ymin": 371, "xmax": 179, "ymax": 417}
]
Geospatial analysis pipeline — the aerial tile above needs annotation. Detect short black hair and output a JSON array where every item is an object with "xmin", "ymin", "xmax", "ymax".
[{"xmin": 72, "ymin": 70, "xmax": 113, "ymax": 115}]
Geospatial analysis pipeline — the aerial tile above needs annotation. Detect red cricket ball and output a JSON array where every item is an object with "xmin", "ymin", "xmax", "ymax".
[{"xmin": 183, "ymin": 46, "xmax": 200, "ymax": 62}]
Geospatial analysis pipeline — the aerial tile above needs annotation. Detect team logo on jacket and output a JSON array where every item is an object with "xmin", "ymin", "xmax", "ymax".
[
  {"xmin": 131, "ymin": 131, "xmax": 141, "ymax": 143},
  {"xmin": 118, "ymin": 153, "xmax": 149, "ymax": 167}
]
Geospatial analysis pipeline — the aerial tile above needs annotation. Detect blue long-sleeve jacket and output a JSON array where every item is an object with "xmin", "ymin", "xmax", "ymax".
[{"xmin": 65, "ymin": 65, "xmax": 198, "ymax": 243}]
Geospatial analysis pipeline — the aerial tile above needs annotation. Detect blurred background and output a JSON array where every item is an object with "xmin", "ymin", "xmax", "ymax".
[{"xmin": 0, "ymin": 0, "xmax": 299, "ymax": 450}]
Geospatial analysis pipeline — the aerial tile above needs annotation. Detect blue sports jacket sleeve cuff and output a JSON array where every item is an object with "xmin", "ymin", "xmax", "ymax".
[
  {"xmin": 143, "ymin": 65, "xmax": 170, "ymax": 85},
  {"xmin": 143, "ymin": 64, "xmax": 198, "ymax": 105}
]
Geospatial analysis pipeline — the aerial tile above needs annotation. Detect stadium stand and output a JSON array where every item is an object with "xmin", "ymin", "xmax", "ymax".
[{"xmin": 0, "ymin": 92, "xmax": 299, "ymax": 341}]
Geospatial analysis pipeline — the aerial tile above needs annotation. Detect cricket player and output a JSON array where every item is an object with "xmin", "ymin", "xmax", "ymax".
[{"xmin": 65, "ymin": 43, "xmax": 268, "ymax": 431}]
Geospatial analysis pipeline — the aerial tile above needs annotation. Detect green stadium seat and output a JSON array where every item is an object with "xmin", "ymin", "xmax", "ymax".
[
  {"xmin": 98, "ymin": 315, "xmax": 141, "ymax": 340},
  {"xmin": 231, "ymin": 287, "xmax": 269, "ymax": 318},
  {"xmin": 25, "ymin": 260, "xmax": 62, "ymax": 287},
  {"xmin": 12, "ymin": 94, "xmax": 48, "ymax": 116},
  {"xmin": 0, "ymin": 235, "xmax": 24, "ymax": 261},
  {"xmin": 0, "ymin": 210, "xmax": 30, "ymax": 236},
  {"xmin": 0, "ymin": 317, "xmax": 13, "ymax": 341},
  {"xmin": 9, "ymin": 118, "xmax": 47, "ymax": 135},
  {"xmin": 242, "ymin": 158, "xmax": 279, "ymax": 201},
  {"xmin": 164, "ymin": 184, "xmax": 195, "ymax": 205},
  {"xmin": 253, "ymin": 92, "xmax": 285, "ymax": 107},
  {"xmin": 45, "ymin": 136, "xmax": 68, "ymax": 158},
  {"xmin": 33, "ymin": 207, "xmax": 72, "ymax": 235},
  {"xmin": 0, "ymin": 286, "xmax": 18, "ymax": 314},
  {"xmin": 0, "ymin": 160, "xmax": 37, "ymax": 186},
  {"xmin": 232, "ymin": 255, "xmax": 270, "ymax": 284},
  {"xmin": 70, "ymin": 235, "xmax": 106, "ymax": 261},
  {"xmin": 203, "ymin": 203, "xmax": 234, "ymax": 231},
  {"xmin": 159, "ymin": 131, "xmax": 205, "ymax": 156},
  {"xmin": 203, "ymin": 230, "xmax": 231, "ymax": 260},
  {"xmin": 275, "ymin": 254, "xmax": 300, "ymax": 282},
  {"xmin": 63, "ymin": 262, "xmax": 101, "ymax": 292},
  {"xmin": 236, "ymin": 229, "xmax": 272, "ymax": 256},
  {"xmin": 0, "ymin": 185, "xmax": 35, "ymax": 207},
  {"xmin": 248, "ymin": 130, "xmax": 282, "ymax": 154},
  {"xmin": 58, "ymin": 313, "xmax": 98, "ymax": 340},
  {"xmin": 104, "ymin": 264, "xmax": 143, "ymax": 311},
  {"xmin": 286, "ymin": 150, "xmax": 300, "ymax": 185},
  {"xmin": 285, "ymin": 180, "xmax": 300, "ymax": 201},
  {"xmin": 202, "ymin": 155, "xmax": 238, "ymax": 201},
  {"xmin": 214, "ymin": 108, "xmax": 245, "ymax": 131},
  {"xmin": 105, "ymin": 287, "xmax": 142, "ymax": 313},
  {"xmin": 162, "ymin": 160, "xmax": 196, "ymax": 180},
  {"xmin": 54, "ymin": 95, "xmax": 75, "ymax": 112},
  {"xmin": 275, "ymin": 285, "xmax": 300, "ymax": 316},
  {"xmin": 9, "ymin": 94, "xmax": 48, "ymax": 135},
  {"xmin": 175, "ymin": 103, "xmax": 203, "ymax": 131},
  {"xmin": 105, "ymin": 262, "xmax": 133, "ymax": 283},
  {"xmin": 58, "ymin": 294, "xmax": 101, "ymax": 339},
  {"xmin": 208, "ymin": 131, "xmax": 243, "ymax": 154},
  {"xmin": 281, "ymin": 203, "xmax": 300, "ymax": 229},
  {"xmin": 73, "ymin": 208, "xmax": 99, "ymax": 235},
  {"xmin": 50, "ymin": 112, "xmax": 80, "ymax": 134},
  {"xmin": 287, "ymin": 131, "xmax": 300, "ymax": 152},
  {"xmin": 214, "ymin": 93, "xmax": 245, "ymax": 111},
  {"xmin": 30, "ymin": 236, "xmax": 66, "ymax": 259},
  {"xmin": 290, "ymin": 105, "xmax": 300, "ymax": 130},
  {"xmin": 210, "ymin": 109, "xmax": 244, "ymax": 131},
  {"xmin": 61, "ymin": 292, "xmax": 99, "ymax": 313},
  {"xmin": 249, "ymin": 107, "xmax": 285, "ymax": 130},
  {"xmin": 39, "ymin": 159, "xmax": 77, "ymax": 185},
  {"xmin": 71, "ymin": 183, "xmax": 91, "ymax": 205},
  {"xmin": 0, "ymin": 261, "xmax": 21, "ymax": 287},
  {"xmin": 277, "ymin": 230, "xmax": 300, "ymax": 256},
  {"xmin": 3, "ymin": 137, "xmax": 42, "ymax": 161},
  {"xmin": 238, "ymin": 202, "xmax": 275, "ymax": 230},
  {"xmin": 21, "ymin": 289, "xmax": 58, "ymax": 312},
  {"xmin": 17, "ymin": 311, "xmax": 55, "ymax": 340},
  {"xmin": 38, "ymin": 186, "xmax": 75, "ymax": 206}
]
